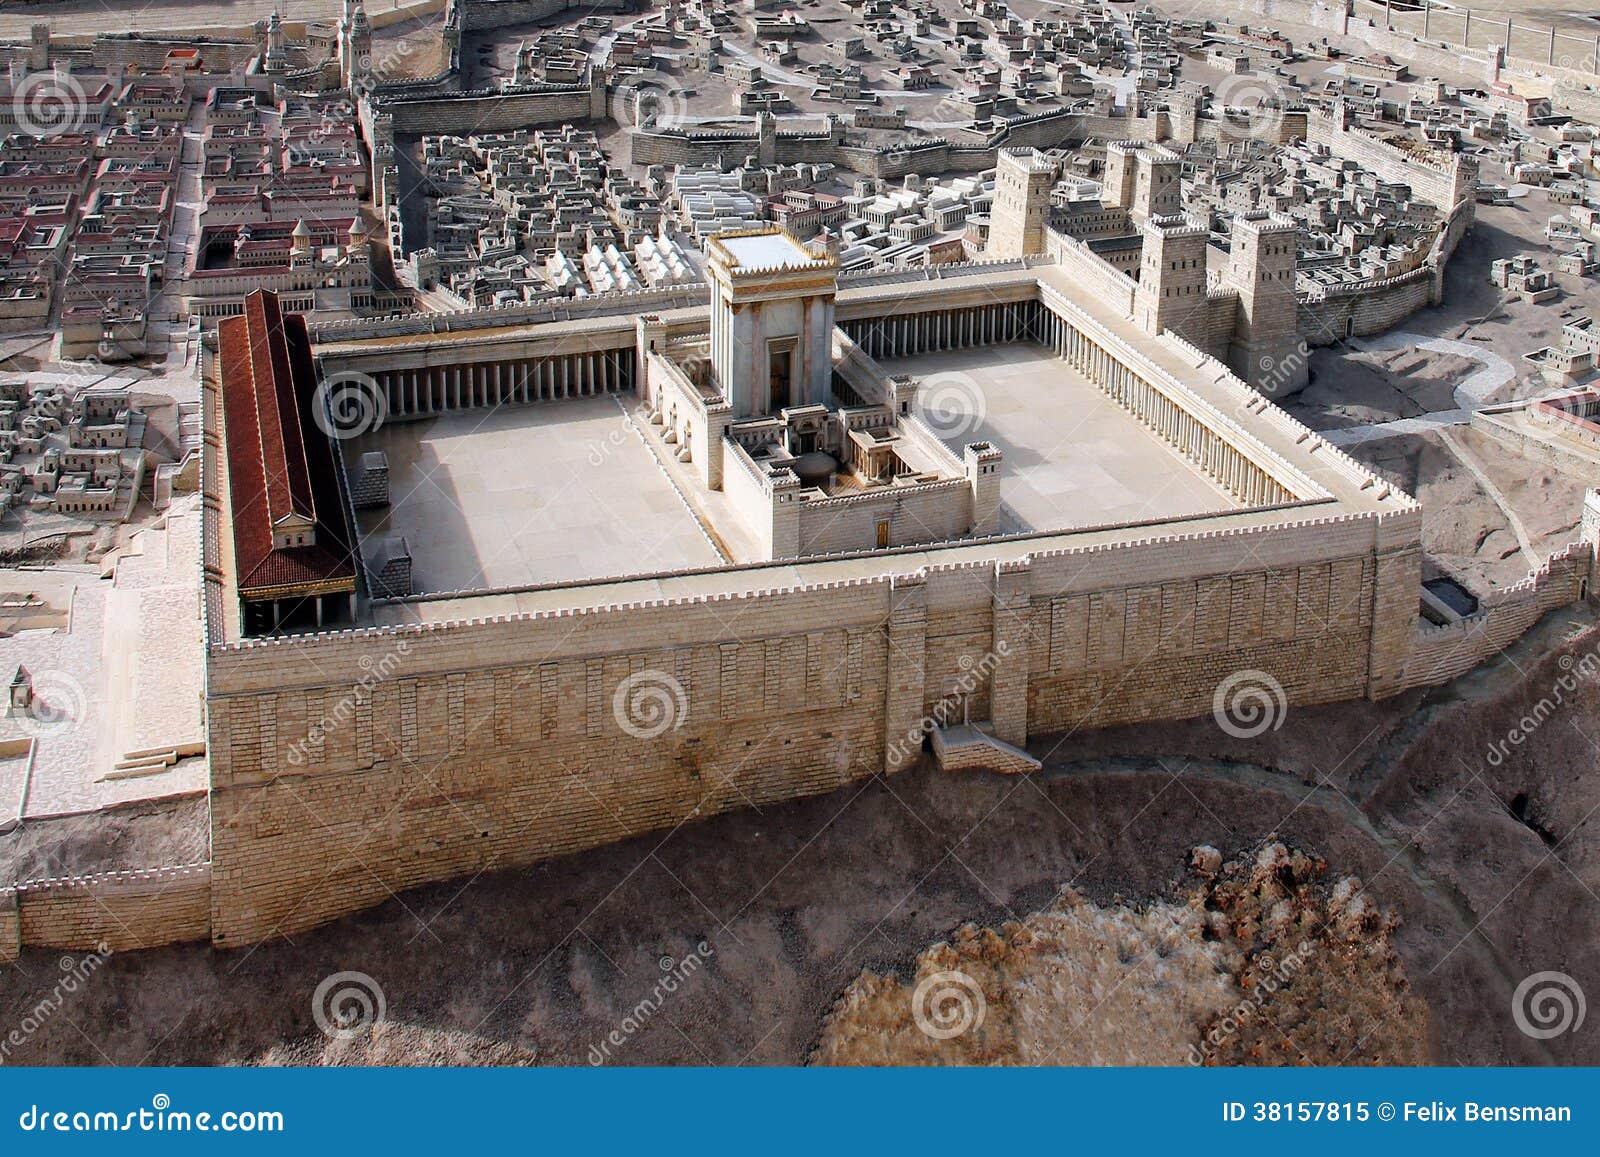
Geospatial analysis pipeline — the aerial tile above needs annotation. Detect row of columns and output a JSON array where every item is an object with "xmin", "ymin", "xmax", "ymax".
[
  {"xmin": 1040, "ymin": 304, "xmax": 1292, "ymax": 508},
  {"xmin": 244, "ymin": 591, "xmax": 357, "ymax": 637},
  {"xmin": 846, "ymin": 300, "xmax": 1041, "ymax": 361},
  {"xmin": 374, "ymin": 348, "xmax": 633, "ymax": 420}
]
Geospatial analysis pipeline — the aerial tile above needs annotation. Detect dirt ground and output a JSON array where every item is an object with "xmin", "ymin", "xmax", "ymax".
[
  {"xmin": 1352, "ymin": 426, "xmax": 1588, "ymax": 590},
  {"xmin": 0, "ymin": 795, "xmax": 207, "ymax": 886},
  {"xmin": 1, "ymin": 606, "xmax": 1596, "ymax": 1066}
]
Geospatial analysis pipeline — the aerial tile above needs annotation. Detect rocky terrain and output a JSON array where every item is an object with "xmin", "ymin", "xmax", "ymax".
[{"xmin": 812, "ymin": 843, "xmax": 1427, "ymax": 1066}]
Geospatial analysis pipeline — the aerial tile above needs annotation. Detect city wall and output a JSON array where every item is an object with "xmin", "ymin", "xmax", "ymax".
[
  {"xmin": 628, "ymin": 113, "xmax": 1157, "ymax": 179},
  {"xmin": 205, "ymin": 505, "xmax": 1425, "ymax": 946},
  {"xmin": 1401, "ymin": 537, "xmax": 1594, "ymax": 689},
  {"xmin": 0, "ymin": 863, "xmax": 213, "ymax": 963},
  {"xmin": 451, "ymin": 0, "xmax": 637, "ymax": 33},
  {"xmin": 1298, "ymin": 194, "xmax": 1473, "ymax": 344},
  {"xmin": 1305, "ymin": 113, "xmax": 1476, "ymax": 213},
  {"xmin": 383, "ymin": 82, "xmax": 602, "ymax": 136}
]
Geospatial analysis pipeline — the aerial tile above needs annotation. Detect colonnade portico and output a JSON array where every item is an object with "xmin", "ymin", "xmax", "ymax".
[
  {"xmin": 841, "ymin": 299, "xmax": 1043, "ymax": 361},
  {"xmin": 1033, "ymin": 300, "xmax": 1297, "ymax": 508},
  {"xmin": 845, "ymin": 292, "xmax": 1300, "ymax": 512},
  {"xmin": 354, "ymin": 346, "xmax": 635, "ymax": 422}
]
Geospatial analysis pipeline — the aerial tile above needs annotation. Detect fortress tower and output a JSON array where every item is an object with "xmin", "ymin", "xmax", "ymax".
[
  {"xmin": 264, "ymin": 7, "xmax": 288, "ymax": 73},
  {"xmin": 1223, "ymin": 211, "xmax": 1307, "ymax": 397},
  {"xmin": 1136, "ymin": 214, "xmax": 1210, "ymax": 343},
  {"xmin": 987, "ymin": 148, "xmax": 1057, "ymax": 259},
  {"xmin": 339, "ymin": 0, "xmax": 373, "ymax": 90},
  {"xmin": 1101, "ymin": 141, "xmax": 1139, "ymax": 212},
  {"xmin": 1101, "ymin": 142, "xmax": 1181, "ymax": 229},
  {"xmin": 757, "ymin": 110, "xmax": 777, "ymax": 168},
  {"xmin": 1131, "ymin": 145, "xmax": 1182, "ymax": 227},
  {"xmin": 706, "ymin": 228, "xmax": 839, "ymax": 419}
]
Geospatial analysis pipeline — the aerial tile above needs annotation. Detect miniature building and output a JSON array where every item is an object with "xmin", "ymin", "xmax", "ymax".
[
  {"xmin": 706, "ymin": 228, "xmax": 839, "ymax": 418},
  {"xmin": 1491, "ymin": 256, "xmax": 1560, "ymax": 303},
  {"xmin": 218, "ymin": 290, "xmax": 357, "ymax": 635}
]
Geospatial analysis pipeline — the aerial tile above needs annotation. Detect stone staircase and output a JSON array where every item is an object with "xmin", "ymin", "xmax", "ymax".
[{"xmin": 930, "ymin": 723, "xmax": 1041, "ymax": 775}]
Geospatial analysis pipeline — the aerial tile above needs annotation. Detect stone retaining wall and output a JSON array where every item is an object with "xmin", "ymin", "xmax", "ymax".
[
  {"xmin": 0, "ymin": 864, "xmax": 212, "ymax": 962},
  {"xmin": 204, "ymin": 490, "xmax": 1434, "ymax": 946},
  {"xmin": 1402, "ymin": 537, "xmax": 1594, "ymax": 689}
]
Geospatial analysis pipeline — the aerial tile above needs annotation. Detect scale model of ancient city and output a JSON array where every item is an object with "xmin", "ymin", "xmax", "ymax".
[{"xmin": 0, "ymin": 0, "xmax": 1596, "ymax": 1067}]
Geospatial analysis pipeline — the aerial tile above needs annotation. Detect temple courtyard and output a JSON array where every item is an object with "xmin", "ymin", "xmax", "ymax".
[
  {"xmin": 352, "ymin": 396, "xmax": 725, "ymax": 594},
  {"xmin": 886, "ymin": 343, "xmax": 1241, "ymax": 533}
]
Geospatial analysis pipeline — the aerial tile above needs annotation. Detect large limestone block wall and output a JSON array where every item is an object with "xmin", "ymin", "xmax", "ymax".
[
  {"xmin": 206, "ymin": 505, "xmax": 1418, "ymax": 945},
  {"xmin": 207, "ymin": 580, "xmax": 896, "ymax": 945},
  {"xmin": 0, "ymin": 890, "xmax": 17, "ymax": 964},
  {"xmin": 1, "ymin": 865, "xmax": 212, "ymax": 960}
]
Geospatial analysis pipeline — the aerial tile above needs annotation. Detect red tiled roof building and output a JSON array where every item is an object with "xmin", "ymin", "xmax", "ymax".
[{"xmin": 219, "ymin": 289, "xmax": 356, "ymax": 634}]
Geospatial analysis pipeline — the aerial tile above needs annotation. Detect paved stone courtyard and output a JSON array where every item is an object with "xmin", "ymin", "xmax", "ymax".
[
  {"xmin": 885, "ymin": 343, "xmax": 1241, "ymax": 533},
  {"xmin": 353, "ymin": 396, "xmax": 724, "ymax": 593}
]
